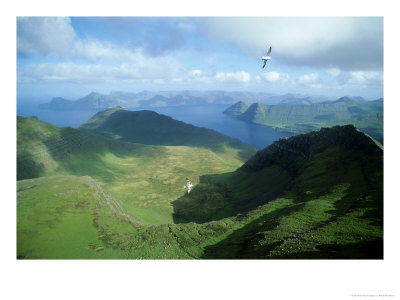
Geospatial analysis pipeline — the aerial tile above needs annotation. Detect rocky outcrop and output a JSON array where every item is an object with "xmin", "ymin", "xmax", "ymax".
[{"xmin": 240, "ymin": 125, "xmax": 382, "ymax": 176}]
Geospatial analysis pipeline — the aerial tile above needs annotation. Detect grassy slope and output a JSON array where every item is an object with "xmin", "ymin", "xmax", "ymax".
[
  {"xmin": 18, "ymin": 124, "xmax": 383, "ymax": 259},
  {"xmin": 17, "ymin": 116, "xmax": 256, "ymax": 224},
  {"xmin": 17, "ymin": 175, "xmax": 234, "ymax": 259},
  {"xmin": 17, "ymin": 175, "xmax": 134, "ymax": 259},
  {"xmin": 204, "ymin": 145, "xmax": 382, "ymax": 257},
  {"xmin": 226, "ymin": 98, "xmax": 383, "ymax": 143},
  {"xmin": 171, "ymin": 125, "xmax": 383, "ymax": 258}
]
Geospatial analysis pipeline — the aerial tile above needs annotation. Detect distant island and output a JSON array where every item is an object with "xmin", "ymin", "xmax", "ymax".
[
  {"xmin": 37, "ymin": 90, "xmax": 383, "ymax": 144},
  {"xmin": 38, "ymin": 90, "xmax": 337, "ymax": 110},
  {"xmin": 224, "ymin": 96, "xmax": 383, "ymax": 144}
]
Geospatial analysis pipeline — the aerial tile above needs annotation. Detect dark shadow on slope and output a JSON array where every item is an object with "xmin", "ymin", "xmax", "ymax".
[
  {"xmin": 50, "ymin": 128, "xmax": 170, "ymax": 179},
  {"xmin": 80, "ymin": 109, "xmax": 251, "ymax": 149},
  {"xmin": 78, "ymin": 108, "xmax": 258, "ymax": 164},
  {"xmin": 172, "ymin": 167, "xmax": 293, "ymax": 224},
  {"xmin": 322, "ymin": 147, "xmax": 383, "ymax": 228},
  {"xmin": 201, "ymin": 203, "xmax": 306, "ymax": 259},
  {"xmin": 201, "ymin": 203, "xmax": 383, "ymax": 259},
  {"xmin": 17, "ymin": 149, "xmax": 45, "ymax": 180},
  {"xmin": 288, "ymin": 127, "xmax": 384, "ymax": 227},
  {"xmin": 268, "ymin": 240, "xmax": 383, "ymax": 259},
  {"xmin": 172, "ymin": 174, "xmax": 234, "ymax": 224},
  {"xmin": 359, "ymin": 180, "xmax": 383, "ymax": 228},
  {"xmin": 208, "ymin": 140, "xmax": 257, "ymax": 163},
  {"xmin": 199, "ymin": 160, "xmax": 383, "ymax": 258},
  {"xmin": 18, "ymin": 124, "xmax": 169, "ymax": 181}
]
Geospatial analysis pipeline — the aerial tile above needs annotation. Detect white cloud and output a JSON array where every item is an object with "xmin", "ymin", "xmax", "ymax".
[
  {"xmin": 17, "ymin": 17, "xmax": 78, "ymax": 57},
  {"xmin": 18, "ymin": 61, "xmax": 256, "ymax": 87},
  {"xmin": 298, "ymin": 73, "xmax": 319, "ymax": 83},
  {"xmin": 260, "ymin": 71, "xmax": 290, "ymax": 83},
  {"xmin": 17, "ymin": 17, "xmax": 184, "ymax": 67},
  {"xmin": 203, "ymin": 17, "xmax": 383, "ymax": 71},
  {"xmin": 17, "ymin": 17, "xmax": 126, "ymax": 61},
  {"xmin": 186, "ymin": 69, "xmax": 211, "ymax": 83},
  {"xmin": 298, "ymin": 73, "xmax": 322, "ymax": 88},
  {"xmin": 215, "ymin": 71, "xmax": 251, "ymax": 83},
  {"xmin": 17, "ymin": 17, "xmax": 191, "ymax": 85},
  {"xmin": 19, "ymin": 63, "xmax": 118, "ymax": 84},
  {"xmin": 18, "ymin": 56, "xmax": 186, "ymax": 84},
  {"xmin": 73, "ymin": 39, "xmax": 122, "ymax": 61},
  {"xmin": 336, "ymin": 71, "xmax": 383, "ymax": 88},
  {"xmin": 347, "ymin": 71, "xmax": 383, "ymax": 86},
  {"xmin": 295, "ymin": 69, "xmax": 383, "ymax": 92}
]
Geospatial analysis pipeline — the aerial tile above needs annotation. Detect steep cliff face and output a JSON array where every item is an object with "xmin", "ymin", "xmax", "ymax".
[
  {"xmin": 223, "ymin": 101, "xmax": 250, "ymax": 116},
  {"xmin": 237, "ymin": 102, "xmax": 267, "ymax": 123},
  {"xmin": 240, "ymin": 125, "xmax": 382, "ymax": 176}
]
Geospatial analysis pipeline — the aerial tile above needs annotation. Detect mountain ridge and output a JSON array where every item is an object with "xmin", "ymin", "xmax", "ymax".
[
  {"xmin": 78, "ymin": 107, "xmax": 256, "ymax": 150},
  {"xmin": 173, "ymin": 124, "xmax": 382, "ymax": 221},
  {"xmin": 171, "ymin": 124, "xmax": 382, "ymax": 259}
]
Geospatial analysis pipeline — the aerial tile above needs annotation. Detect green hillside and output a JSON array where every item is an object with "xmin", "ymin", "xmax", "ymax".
[
  {"xmin": 174, "ymin": 125, "xmax": 383, "ymax": 258},
  {"xmin": 225, "ymin": 97, "xmax": 383, "ymax": 143},
  {"xmin": 17, "ymin": 115, "xmax": 256, "ymax": 224},
  {"xmin": 79, "ymin": 107, "xmax": 248, "ymax": 147},
  {"xmin": 17, "ymin": 175, "xmax": 135, "ymax": 259},
  {"xmin": 17, "ymin": 120, "xmax": 383, "ymax": 259}
]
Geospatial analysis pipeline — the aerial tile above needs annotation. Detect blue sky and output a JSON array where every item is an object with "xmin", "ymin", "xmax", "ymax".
[{"xmin": 17, "ymin": 17, "xmax": 383, "ymax": 101}]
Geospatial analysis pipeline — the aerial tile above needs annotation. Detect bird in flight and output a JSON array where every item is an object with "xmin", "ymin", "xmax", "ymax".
[{"xmin": 261, "ymin": 46, "xmax": 272, "ymax": 68}]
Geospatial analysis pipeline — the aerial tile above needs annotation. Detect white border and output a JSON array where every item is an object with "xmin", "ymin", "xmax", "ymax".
[{"xmin": 3, "ymin": 1, "xmax": 399, "ymax": 300}]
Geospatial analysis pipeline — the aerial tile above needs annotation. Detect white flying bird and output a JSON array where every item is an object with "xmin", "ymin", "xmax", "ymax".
[{"xmin": 261, "ymin": 46, "xmax": 272, "ymax": 68}]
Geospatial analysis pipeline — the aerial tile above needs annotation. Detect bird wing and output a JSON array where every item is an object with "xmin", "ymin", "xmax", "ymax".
[
  {"xmin": 262, "ymin": 60, "xmax": 267, "ymax": 68},
  {"xmin": 267, "ymin": 46, "xmax": 272, "ymax": 56}
]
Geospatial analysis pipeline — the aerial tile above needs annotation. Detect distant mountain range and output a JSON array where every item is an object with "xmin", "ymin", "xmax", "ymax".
[
  {"xmin": 38, "ymin": 90, "xmax": 346, "ymax": 110},
  {"xmin": 38, "ymin": 92, "xmax": 129, "ymax": 110},
  {"xmin": 224, "ymin": 96, "xmax": 384, "ymax": 143}
]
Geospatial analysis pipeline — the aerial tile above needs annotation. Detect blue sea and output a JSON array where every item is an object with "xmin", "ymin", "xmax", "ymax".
[{"xmin": 17, "ymin": 102, "xmax": 292, "ymax": 149}]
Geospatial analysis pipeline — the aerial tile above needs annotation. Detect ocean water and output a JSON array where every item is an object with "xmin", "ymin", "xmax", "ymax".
[{"xmin": 17, "ymin": 102, "xmax": 292, "ymax": 149}]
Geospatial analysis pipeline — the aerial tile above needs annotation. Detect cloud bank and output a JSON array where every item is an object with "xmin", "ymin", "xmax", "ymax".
[
  {"xmin": 18, "ymin": 17, "xmax": 77, "ymax": 57},
  {"xmin": 17, "ymin": 17, "xmax": 383, "ymax": 98},
  {"xmin": 202, "ymin": 17, "xmax": 383, "ymax": 71}
]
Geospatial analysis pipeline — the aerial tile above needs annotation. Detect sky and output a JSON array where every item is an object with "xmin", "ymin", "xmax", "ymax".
[{"xmin": 17, "ymin": 17, "xmax": 383, "ymax": 101}]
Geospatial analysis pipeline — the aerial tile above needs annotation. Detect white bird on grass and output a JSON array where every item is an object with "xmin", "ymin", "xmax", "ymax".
[
  {"xmin": 261, "ymin": 46, "xmax": 272, "ymax": 68},
  {"xmin": 184, "ymin": 178, "xmax": 193, "ymax": 194}
]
